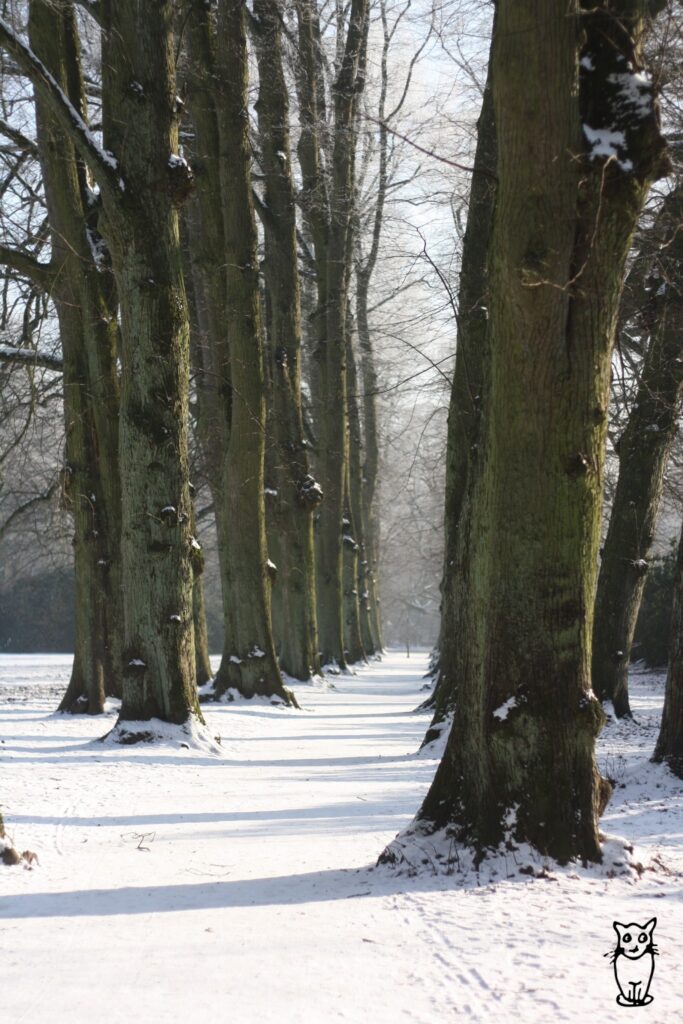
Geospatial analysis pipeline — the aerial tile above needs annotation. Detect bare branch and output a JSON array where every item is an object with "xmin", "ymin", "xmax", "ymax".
[
  {"xmin": 0, "ymin": 244, "xmax": 54, "ymax": 291},
  {"xmin": 0, "ymin": 17, "xmax": 124, "ymax": 201}
]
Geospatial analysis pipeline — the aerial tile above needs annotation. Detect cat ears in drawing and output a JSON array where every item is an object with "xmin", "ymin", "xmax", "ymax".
[{"xmin": 613, "ymin": 918, "xmax": 657, "ymax": 937}]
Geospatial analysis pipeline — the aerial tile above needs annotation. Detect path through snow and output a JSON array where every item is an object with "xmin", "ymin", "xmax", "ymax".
[{"xmin": 0, "ymin": 652, "xmax": 681, "ymax": 1022}]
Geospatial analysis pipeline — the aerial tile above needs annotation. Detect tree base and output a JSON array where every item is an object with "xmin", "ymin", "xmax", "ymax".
[
  {"xmin": 377, "ymin": 820, "xmax": 649, "ymax": 882},
  {"xmin": 1, "ymin": 838, "xmax": 37, "ymax": 867},
  {"xmin": 101, "ymin": 715, "xmax": 222, "ymax": 753}
]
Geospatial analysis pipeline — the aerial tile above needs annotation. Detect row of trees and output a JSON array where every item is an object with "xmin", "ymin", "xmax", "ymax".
[{"xmin": 0, "ymin": 0, "xmax": 407, "ymax": 731}]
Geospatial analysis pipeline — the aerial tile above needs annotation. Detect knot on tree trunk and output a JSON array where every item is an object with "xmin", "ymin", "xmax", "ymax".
[{"xmin": 297, "ymin": 474, "xmax": 323, "ymax": 508}]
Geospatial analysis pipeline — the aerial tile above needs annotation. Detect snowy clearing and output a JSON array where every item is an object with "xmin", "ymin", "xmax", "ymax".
[{"xmin": 0, "ymin": 652, "xmax": 681, "ymax": 1023}]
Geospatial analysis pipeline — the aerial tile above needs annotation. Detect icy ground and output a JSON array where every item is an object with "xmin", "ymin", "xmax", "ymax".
[{"xmin": 0, "ymin": 652, "xmax": 681, "ymax": 1023}]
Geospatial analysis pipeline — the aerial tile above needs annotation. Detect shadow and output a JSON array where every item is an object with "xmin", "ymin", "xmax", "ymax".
[
  {"xmin": 7, "ymin": 799, "xmax": 413, "ymax": 829},
  {"xmin": 0, "ymin": 864, "xmax": 455, "ymax": 920}
]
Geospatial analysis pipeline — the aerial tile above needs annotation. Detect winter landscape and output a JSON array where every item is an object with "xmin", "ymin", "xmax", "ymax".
[
  {"xmin": 1, "ymin": 652, "xmax": 682, "ymax": 1023},
  {"xmin": 3, "ymin": 0, "xmax": 683, "ymax": 1021}
]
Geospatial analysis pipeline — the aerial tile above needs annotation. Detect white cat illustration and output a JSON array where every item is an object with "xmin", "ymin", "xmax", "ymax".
[{"xmin": 609, "ymin": 918, "xmax": 657, "ymax": 1006}]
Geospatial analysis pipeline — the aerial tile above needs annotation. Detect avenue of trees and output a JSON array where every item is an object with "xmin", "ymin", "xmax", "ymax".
[{"xmin": 2, "ymin": 0, "xmax": 683, "ymax": 871}]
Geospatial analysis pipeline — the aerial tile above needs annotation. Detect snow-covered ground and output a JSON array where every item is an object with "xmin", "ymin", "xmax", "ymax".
[{"xmin": 0, "ymin": 652, "xmax": 681, "ymax": 1023}]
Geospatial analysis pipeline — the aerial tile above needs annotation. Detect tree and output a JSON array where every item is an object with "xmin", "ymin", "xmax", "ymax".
[
  {"xmin": 381, "ymin": 0, "xmax": 668, "ymax": 869},
  {"xmin": 185, "ymin": 0, "xmax": 296, "ymax": 704},
  {"xmin": 593, "ymin": 183, "xmax": 683, "ymax": 718},
  {"xmin": 420, "ymin": 42, "xmax": 496, "ymax": 744},
  {"xmin": 653, "ymin": 519, "xmax": 683, "ymax": 776},
  {"xmin": 253, "ymin": 0, "xmax": 322, "ymax": 681},
  {"xmin": 0, "ymin": 2, "xmax": 206, "ymax": 733},
  {"xmin": 0, "ymin": 807, "xmax": 20, "ymax": 865},
  {"xmin": 26, "ymin": 0, "xmax": 123, "ymax": 716},
  {"xmin": 294, "ymin": 0, "xmax": 370, "ymax": 668}
]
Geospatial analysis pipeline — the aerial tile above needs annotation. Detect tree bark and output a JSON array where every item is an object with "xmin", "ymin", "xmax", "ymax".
[
  {"xmin": 253, "ymin": 0, "xmax": 322, "ymax": 681},
  {"xmin": 421, "ymin": 51, "xmax": 496, "ymax": 741},
  {"xmin": 201, "ymin": 0, "xmax": 295, "ymax": 704},
  {"xmin": 293, "ymin": 0, "xmax": 368, "ymax": 669},
  {"xmin": 28, "ymin": 0, "xmax": 123, "ymax": 716},
  {"xmin": 653, "ymin": 519, "xmax": 683, "ymax": 777},
  {"xmin": 346, "ymin": 328, "xmax": 374, "ymax": 656},
  {"xmin": 99, "ymin": 0, "xmax": 202, "ymax": 728},
  {"xmin": 355, "ymin": 270, "xmax": 383, "ymax": 651},
  {"xmin": 593, "ymin": 184, "xmax": 683, "ymax": 717},
  {"xmin": 382, "ymin": 0, "xmax": 668, "ymax": 868}
]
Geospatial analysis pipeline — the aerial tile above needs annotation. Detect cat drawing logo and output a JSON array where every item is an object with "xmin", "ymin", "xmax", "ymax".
[{"xmin": 607, "ymin": 918, "xmax": 657, "ymax": 1007}]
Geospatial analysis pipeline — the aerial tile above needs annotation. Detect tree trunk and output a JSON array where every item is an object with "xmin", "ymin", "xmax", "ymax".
[
  {"xmin": 294, "ymin": 0, "xmax": 368, "ymax": 670},
  {"xmin": 382, "ymin": 0, "xmax": 667, "ymax": 868},
  {"xmin": 593, "ymin": 185, "xmax": 683, "ymax": 718},
  {"xmin": 653, "ymin": 520, "xmax": 683, "ymax": 777},
  {"xmin": 347, "ymin": 329, "xmax": 375, "ymax": 655},
  {"xmin": 0, "ymin": 807, "xmax": 18, "ymax": 865},
  {"xmin": 421, "ymin": 52, "xmax": 496, "ymax": 741},
  {"xmin": 202, "ymin": 0, "xmax": 295, "ymax": 704},
  {"xmin": 355, "ymin": 271, "xmax": 383, "ymax": 651},
  {"xmin": 189, "ymin": 494, "xmax": 213, "ymax": 687},
  {"xmin": 342, "ymin": 456, "xmax": 366, "ymax": 665},
  {"xmin": 99, "ymin": 1, "xmax": 202, "ymax": 729},
  {"xmin": 28, "ymin": 0, "xmax": 123, "ymax": 716},
  {"xmin": 254, "ymin": 0, "xmax": 321, "ymax": 681}
]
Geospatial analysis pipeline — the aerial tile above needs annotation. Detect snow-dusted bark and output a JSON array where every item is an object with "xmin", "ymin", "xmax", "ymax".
[{"xmin": 382, "ymin": 0, "xmax": 668, "ymax": 869}]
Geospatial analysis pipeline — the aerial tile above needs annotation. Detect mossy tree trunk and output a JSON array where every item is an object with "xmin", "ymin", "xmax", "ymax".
[
  {"xmin": 347, "ymin": 329, "xmax": 374, "ymax": 657},
  {"xmin": 421, "ymin": 53, "xmax": 496, "ymax": 740},
  {"xmin": 593, "ymin": 184, "xmax": 683, "ymax": 718},
  {"xmin": 293, "ymin": 0, "xmax": 368, "ymax": 669},
  {"xmin": 28, "ymin": 0, "xmax": 123, "ymax": 716},
  {"xmin": 342, "ymin": 448, "xmax": 366, "ymax": 665},
  {"xmin": 202, "ymin": 0, "xmax": 294, "ymax": 704},
  {"xmin": 355, "ymin": 270, "xmax": 383, "ymax": 652},
  {"xmin": 253, "ymin": 0, "xmax": 321, "ymax": 681},
  {"xmin": 383, "ymin": 0, "xmax": 668, "ymax": 868},
  {"xmin": 0, "ymin": 4, "xmax": 203, "ymax": 729},
  {"xmin": 99, "ymin": 1, "xmax": 201, "ymax": 726}
]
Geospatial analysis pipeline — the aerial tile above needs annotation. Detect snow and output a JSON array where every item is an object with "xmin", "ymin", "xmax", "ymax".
[
  {"xmin": 168, "ymin": 154, "xmax": 188, "ymax": 170},
  {"xmin": 492, "ymin": 695, "xmax": 517, "ymax": 721},
  {"xmin": 582, "ymin": 125, "xmax": 633, "ymax": 171},
  {"xmin": 1, "ymin": 653, "xmax": 682, "ymax": 1023},
  {"xmin": 607, "ymin": 70, "xmax": 653, "ymax": 119}
]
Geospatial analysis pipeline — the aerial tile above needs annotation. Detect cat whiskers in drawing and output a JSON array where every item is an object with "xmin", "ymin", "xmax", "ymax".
[{"xmin": 606, "ymin": 918, "xmax": 658, "ymax": 1007}]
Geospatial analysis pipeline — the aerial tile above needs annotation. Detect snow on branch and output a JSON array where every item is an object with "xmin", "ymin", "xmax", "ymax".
[
  {"xmin": 72, "ymin": 0, "xmax": 104, "ymax": 30},
  {"xmin": 0, "ymin": 17, "xmax": 124, "ymax": 200},
  {"xmin": 0, "ymin": 343, "xmax": 63, "ymax": 372}
]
